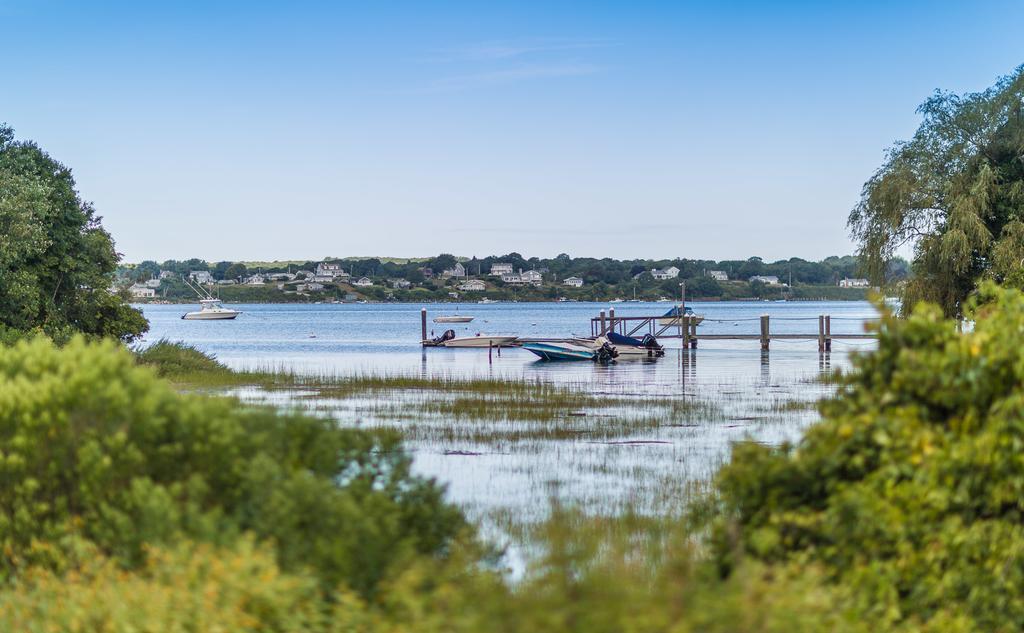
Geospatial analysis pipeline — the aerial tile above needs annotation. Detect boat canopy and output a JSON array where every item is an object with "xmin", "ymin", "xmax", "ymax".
[
  {"xmin": 661, "ymin": 305, "xmax": 695, "ymax": 318},
  {"xmin": 607, "ymin": 331, "xmax": 662, "ymax": 350}
]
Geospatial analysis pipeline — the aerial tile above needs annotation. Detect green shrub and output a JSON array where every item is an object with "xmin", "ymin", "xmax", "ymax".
[
  {"xmin": 135, "ymin": 339, "xmax": 231, "ymax": 378},
  {"xmin": 711, "ymin": 284, "xmax": 1024, "ymax": 629},
  {"xmin": 0, "ymin": 336, "xmax": 465, "ymax": 597}
]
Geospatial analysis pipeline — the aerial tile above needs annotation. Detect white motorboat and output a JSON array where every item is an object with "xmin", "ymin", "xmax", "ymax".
[
  {"xmin": 478, "ymin": 298, "xmax": 498, "ymax": 304},
  {"xmin": 433, "ymin": 315, "xmax": 474, "ymax": 323},
  {"xmin": 182, "ymin": 298, "xmax": 240, "ymax": 320},
  {"xmin": 441, "ymin": 335, "xmax": 519, "ymax": 348},
  {"xmin": 181, "ymin": 277, "xmax": 240, "ymax": 320}
]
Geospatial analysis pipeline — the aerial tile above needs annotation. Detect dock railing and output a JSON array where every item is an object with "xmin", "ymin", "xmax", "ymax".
[{"xmin": 591, "ymin": 308, "xmax": 876, "ymax": 351}]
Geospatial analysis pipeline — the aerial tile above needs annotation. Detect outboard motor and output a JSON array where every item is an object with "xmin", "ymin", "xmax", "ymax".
[
  {"xmin": 640, "ymin": 334, "xmax": 666, "ymax": 357},
  {"xmin": 594, "ymin": 341, "xmax": 619, "ymax": 364},
  {"xmin": 431, "ymin": 329, "xmax": 456, "ymax": 345}
]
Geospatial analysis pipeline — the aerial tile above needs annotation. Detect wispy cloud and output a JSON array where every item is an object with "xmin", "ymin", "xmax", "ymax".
[
  {"xmin": 427, "ymin": 62, "xmax": 605, "ymax": 91},
  {"xmin": 422, "ymin": 37, "xmax": 613, "ymax": 63},
  {"xmin": 409, "ymin": 36, "xmax": 612, "ymax": 92}
]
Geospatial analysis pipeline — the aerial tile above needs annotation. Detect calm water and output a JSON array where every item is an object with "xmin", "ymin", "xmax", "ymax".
[
  {"xmin": 139, "ymin": 300, "xmax": 877, "ymax": 384},
  {"xmin": 138, "ymin": 300, "xmax": 879, "ymax": 536}
]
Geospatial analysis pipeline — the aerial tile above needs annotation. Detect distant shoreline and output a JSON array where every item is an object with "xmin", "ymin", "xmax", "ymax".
[{"xmin": 135, "ymin": 296, "xmax": 874, "ymax": 306}]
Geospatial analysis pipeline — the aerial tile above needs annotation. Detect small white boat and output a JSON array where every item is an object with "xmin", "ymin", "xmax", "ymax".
[
  {"xmin": 441, "ymin": 335, "xmax": 519, "ymax": 348},
  {"xmin": 433, "ymin": 315, "xmax": 474, "ymax": 323},
  {"xmin": 182, "ymin": 298, "xmax": 240, "ymax": 320},
  {"xmin": 609, "ymin": 298, "xmax": 624, "ymax": 303},
  {"xmin": 478, "ymin": 298, "xmax": 498, "ymax": 304}
]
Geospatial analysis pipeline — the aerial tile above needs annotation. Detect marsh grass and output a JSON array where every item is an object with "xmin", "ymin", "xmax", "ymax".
[{"xmin": 139, "ymin": 341, "xmax": 832, "ymax": 540}]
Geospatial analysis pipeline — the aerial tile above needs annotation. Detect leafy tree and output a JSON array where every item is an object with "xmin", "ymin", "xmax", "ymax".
[
  {"xmin": 224, "ymin": 262, "xmax": 248, "ymax": 280},
  {"xmin": 135, "ymin": 260, "xmax": 161, "ymax": 281},
  {"xmin": 710, "ymin": 284, "xmax": 1024, "ymax": 629},
  {"xmin": 849, "ymin": 66, "xmax": 1024, "ymax": 316},
  {"xmin": 429, "ymin": 254, "xmax": 457, "ymax": 273},
  {"xmin": 0, "ymin": 125, "xmax": 146, "ymax": 341},
  {"xmin": 212, "ymin": 260, "xmax": 233, "ymax": 279}
]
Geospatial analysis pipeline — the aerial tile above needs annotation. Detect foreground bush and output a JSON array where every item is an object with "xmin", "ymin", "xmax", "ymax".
[
  {"xmin": 712, "ymin": 284, "xmax": 1024, "ymax": 629},
  {"xmin": 0, "ymin": 336, "xmax": 465, "ymax": 596}
]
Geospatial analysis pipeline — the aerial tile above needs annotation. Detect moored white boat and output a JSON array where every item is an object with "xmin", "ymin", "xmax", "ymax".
[
  {"xmin": 441, "ymin": 335, "xmax": 519, "ymax": 348},
  {"xmin": 433, "ymin": 315, "xmax": 474, "ymax": 323},
  {"xmin": 182, "ymin": 298, "xmax": 241, "ymax": 320}
]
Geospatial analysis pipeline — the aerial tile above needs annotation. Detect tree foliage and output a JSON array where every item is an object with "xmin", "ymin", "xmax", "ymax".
[
  {"xmin": 849, "ymin": 66, "xmax": 1024, "ymax": 316},
  {"xmin": 711, "ymin": 283, "xmax": 1024, "ymax": 630},
  {"xmin": 0, "ymin": 336, "xmax": 465, "ymax": 597},
  {"xmin": 0, "ymin": 125, "xmax": 147, "ymax": 341}
]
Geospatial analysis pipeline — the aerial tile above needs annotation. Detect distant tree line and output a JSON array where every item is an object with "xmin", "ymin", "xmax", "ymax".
[{"xmin": 127, "ymin": 253, "xmax": 907, "ymax": 290}]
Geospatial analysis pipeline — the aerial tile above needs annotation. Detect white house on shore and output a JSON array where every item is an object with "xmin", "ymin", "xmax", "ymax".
[
  {"xmin": 489, "ymin": 262, "xmax": 514, "ymax": 276},
  {"xmin": 129, "ymin": 284, "xmax": 155, "ymax": 298},
  {"xmin": 245, "ymin": 274, "xmax": 265, "ymax": 285},
  {"xmin": 563, "ymin": 276, "xmax": 584, "ymax": 287},
  {"xmin": 708, "ymin": 270, "xmax": 729, "ymax": 281},
  {"xmin": 441, "ymin": 262, "xmax": 467, "ymax": 279},
  {"xmin": 391, "ymin": 279, "xmax": 411, "ymax": 289},
  {"xmin": 189, "ymin": 270, "xmax": 213, "ymax": 284},
  {"xmin": 159, "ymin": 270, "xmax": 176, "ymax": 280},
  {"xmin": 314, "ymin": 262, "xmax": 349, "ymax": 283},
  {"xmin": 500, "ymin": 272, "xmax": 525, "ymax": 284},
  {"xmin": 458, "ymin": 279, "xmax": 486, "ymax": 292},
  {"xmin": 749, "ymin": 275, "xmax": 780, "ymax": 285},
  {"xmin": 651, "ymin": 266, "xmax": 680, "ymax": 280},
  {"xmin": 521, "ymin": 270, "xmax": 543, "ymax": 285},
  {"xmin": 839, "ymin": 278, "xmax": 870, "ymax": 288},
  {"xmin": 354, "ymin": 277, "xmax": 374, "ymax": 287}
]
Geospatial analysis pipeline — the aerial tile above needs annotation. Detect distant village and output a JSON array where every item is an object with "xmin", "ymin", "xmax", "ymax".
[{"xmin": 117, "ymin": 254, "xmax": 885, "ymax": 303}]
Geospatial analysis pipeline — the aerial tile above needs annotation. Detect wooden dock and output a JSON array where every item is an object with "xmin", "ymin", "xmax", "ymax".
[
  {"xmin": 590, "ymin": 308, "xmax": 876, "ymax": 352},
  {"xmin": 419, "ymin": 307, "xmax": 877, "ymax": 352}
]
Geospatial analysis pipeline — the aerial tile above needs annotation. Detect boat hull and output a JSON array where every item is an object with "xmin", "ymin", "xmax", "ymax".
[
  {"xmin": 433, "ymin": 316, "xmax": 474, "ymax": 323},
  {"xmin": 611, "ymin": 345, "xmax": 664, "ymax": 358},
  {"xmin": 182, "ymin": 310, "xmax": 240, "ymax": 320},
  {"xmin": 441, "ymin": 336, "xmax": 519, "ymax": 348},
  {"xmin": 522, "ymin": 342, "xmax": 596, "ymax": 361}
]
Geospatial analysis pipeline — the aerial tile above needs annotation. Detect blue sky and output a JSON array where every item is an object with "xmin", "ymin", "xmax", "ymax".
[{"xmin": 2, "ymin": 1, "xmax": 1022, "ymax": 262}]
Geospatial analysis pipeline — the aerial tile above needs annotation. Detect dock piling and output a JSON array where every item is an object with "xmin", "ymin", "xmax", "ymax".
[
  {"xmin": 609, "ymin": 307, "xmax": 615, "ymax": 334},
  {"xmin": 600, "ymin": 310, "xmax": 606, "ymax": 335},
  {"xmin": 824, "ymin": 315, "xmax": 832, "ymax": 352},
  {"xmin": 817, "ymin": 315, "xmax": 825, "ymax": 352},
  {"xmin": 421, "ymin": 308, "xmax": 427, "ymax": 342},
  {"xmin": 760, "ymin": 314, "xmax": 770, "ymax": 351},
  {"xmin": 689, "ymin": 316, "xmax": 698, "ymax": 349}
]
